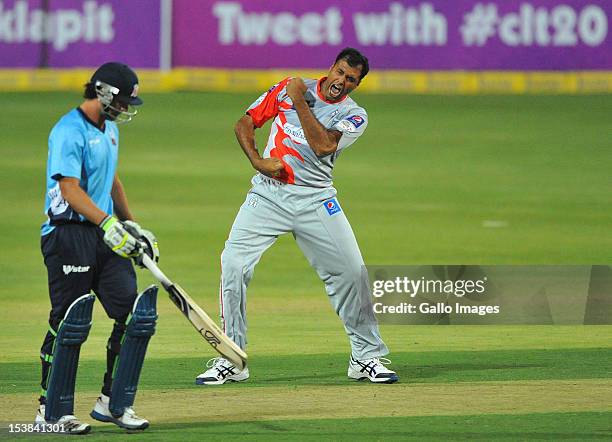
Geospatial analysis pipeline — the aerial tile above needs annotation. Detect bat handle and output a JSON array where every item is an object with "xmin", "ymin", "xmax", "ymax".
[{"xmin": 142, "ymin": 254, "xmax": 173, "ymax": 289}]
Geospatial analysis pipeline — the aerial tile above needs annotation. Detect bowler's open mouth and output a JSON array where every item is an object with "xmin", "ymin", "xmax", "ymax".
[{"xmin": 329, "ymin": 83, "xmax": 343, "ymax": 98}]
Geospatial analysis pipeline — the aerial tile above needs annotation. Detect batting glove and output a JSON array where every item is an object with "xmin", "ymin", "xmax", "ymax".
[
  {"xmin": 100, "ymin": 215, "xmax": 143, "ymax": 259},
  {"xmin": 123, "ymin": 220, "xmax": 160, "ymax": 266}
]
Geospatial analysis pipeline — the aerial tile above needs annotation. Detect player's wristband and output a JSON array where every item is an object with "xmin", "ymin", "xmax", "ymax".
[{"xmin": 99, "ymin": 215, "xmax": 117, "ymax": 232}]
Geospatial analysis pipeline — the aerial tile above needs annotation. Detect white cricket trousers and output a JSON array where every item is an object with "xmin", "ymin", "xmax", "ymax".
[{"xmin": 219, "ymin": 174, "xmax": 389, "ymax": 360}]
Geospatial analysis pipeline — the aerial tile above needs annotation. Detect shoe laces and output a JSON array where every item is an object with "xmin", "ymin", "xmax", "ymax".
[
  {"xmin": 123, "ymin": 407, "xmax": 141, "ymax": 419},
  {"xmin": 358, "ymin": 357, "xmax": 392, "ymax": 367},
  {"xmin": 60, "ymin": 414, "xmax": 77, "ymax": 421},
  {"xmin": 59, "ymin": 415, "xmax": 84, "ymax": 429},
  {"xmin": 205, "ymin": 357, "xmax": 229, "ymax": 369},
  {"xmin": 375, "ymin": 357, "xmax": 392, "ymax": 366}
]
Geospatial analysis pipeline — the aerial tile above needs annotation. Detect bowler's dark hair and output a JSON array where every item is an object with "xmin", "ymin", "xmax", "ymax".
[{"xmin": 335, "ymin": 47, "xmax": 369, "ymax": 81}]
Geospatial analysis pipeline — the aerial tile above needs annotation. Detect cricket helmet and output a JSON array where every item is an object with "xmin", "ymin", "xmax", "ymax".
[{"xmin": 90, "ymin": 62, "xmax": 142, "ymax": 123}]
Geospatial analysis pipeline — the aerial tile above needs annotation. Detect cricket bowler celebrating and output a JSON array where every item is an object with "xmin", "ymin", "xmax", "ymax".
[
  {"xmin": 197, "ymin": 48, "xmax": 398, "ymax": 385},
  {"xmin": 36, "ymin": 62, "xmax": 159, "ymax": 433}
]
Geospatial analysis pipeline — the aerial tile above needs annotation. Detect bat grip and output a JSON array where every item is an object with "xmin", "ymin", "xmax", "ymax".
[{"xmin": 142, "ymin": 254, "xmax": 173, "ymax": 289}]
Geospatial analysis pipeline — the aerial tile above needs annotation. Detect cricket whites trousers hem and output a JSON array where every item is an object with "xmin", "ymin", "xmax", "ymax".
[{"xmin": 218, "ymin": 175, "xmax": 389, "ymax": 360}]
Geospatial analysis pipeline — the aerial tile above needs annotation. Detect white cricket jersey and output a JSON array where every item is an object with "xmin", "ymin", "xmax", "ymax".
[{"xmin": 246, "ymin": 77, "xmax": 368, "ymax": 188}]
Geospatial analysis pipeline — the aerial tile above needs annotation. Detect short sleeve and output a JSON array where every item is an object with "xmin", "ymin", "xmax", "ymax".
[
  {"xmin": 48, "ymin": 124, "xmax": 85, "ymax": 181},
  {"xmin": 246, "ymin": 77, "xmax": 291, "ymax": 128},
  {"xmin": 333, "ymin": 113, "xmax": 368, "ymax": 151}
]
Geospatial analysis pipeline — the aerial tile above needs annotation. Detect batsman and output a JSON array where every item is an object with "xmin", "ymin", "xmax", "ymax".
[
  {"xmin": 197, "ymin": 48, "xmax": 398, "ymax": 385},
  {"xmin": 36, "ymin": 62, "xmax": 159, "ymax": 433}
]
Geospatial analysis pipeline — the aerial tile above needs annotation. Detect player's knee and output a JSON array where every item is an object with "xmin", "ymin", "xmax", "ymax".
[
  {"xmin": 221, "ymin": 247, "xmax": 247, "ymax": 277},
  {"xmin": 343, "ymin": 266, "xmax": 367, "ymax": 289},
  {"xmin": 126, "ymin": 287, "xmax": 157, "ymax": 338},
  {"xmin": 57, "ymin": 294, "xmax": 96, "ymax": 346}
]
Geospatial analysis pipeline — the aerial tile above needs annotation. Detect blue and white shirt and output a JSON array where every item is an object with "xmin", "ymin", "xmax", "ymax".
[{"xmin": 42, "ymin": 108, "xmax": 119, "ymax": 236}]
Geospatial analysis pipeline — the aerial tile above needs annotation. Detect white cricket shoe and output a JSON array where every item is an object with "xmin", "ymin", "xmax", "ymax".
[
  {"xmin": 195, "ymin": 357, "xmax": 250, "ymax": 385},
  {"xmin": 35, "ymin": 405, "xmax": 91, "ymax": 434},
  {"xmin": 348, "ymin": 356, "xmax": 399, "ymax": 384},
  {"xmin": 90, "ymin": 393, "xmax": 149, "ymax": 430}
]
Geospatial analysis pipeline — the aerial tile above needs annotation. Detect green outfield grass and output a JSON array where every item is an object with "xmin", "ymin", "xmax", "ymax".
[{"xmin": 0, "ymin": 92, "xmax": 610, "ymax": 440}]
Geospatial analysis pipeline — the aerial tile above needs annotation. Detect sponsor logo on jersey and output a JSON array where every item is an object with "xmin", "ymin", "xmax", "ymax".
[
  {"xmin": 63, "ymin": 265, "xmax": 91, "ymax": 275},
  {"xmin": 247, "ymin": 196, "xmax": 259, "ymax": 208},
  {"xmin": 337, "ymin": 120, "xmax": 355, "ymax": 133},
  {"xmin": 283, "ymin": 122, "xmax": 306, "ymax": 143},
  {"xmin": 324, "ymin": 198, "xmax": 341, "ymax": 216},
  {"xmin": 346, "ymin": 115, "xmax": 365, "ymax": 129}
]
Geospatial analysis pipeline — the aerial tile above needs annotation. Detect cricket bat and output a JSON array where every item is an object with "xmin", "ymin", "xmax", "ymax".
[{"xmin": 141, "ymin": 254, "xmax": 247, "ymax": 370}]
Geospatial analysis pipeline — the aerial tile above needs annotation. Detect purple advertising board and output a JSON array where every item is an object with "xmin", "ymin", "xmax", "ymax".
[
  {"xmin": 172, "ymin": 0, "xmax": 611, "ymax": 70},
  {"xmin": 0, "ymin": 0, "xmax": 161, "ymax": 68},
  {"xmin": 1, "ymin": 0, "xmax": 609, "ymax": 70}
]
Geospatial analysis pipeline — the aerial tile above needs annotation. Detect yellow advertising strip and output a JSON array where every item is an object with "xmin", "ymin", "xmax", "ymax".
[{"xmin": 0, "ymin": 69, "xmax": 610, "ymax": 94}]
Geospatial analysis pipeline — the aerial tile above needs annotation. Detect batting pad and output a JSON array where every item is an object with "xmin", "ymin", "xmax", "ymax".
[
  {"xmin": 45, "ymin": 293, "xmax": 95, "ymax": 422},
  {"xmin": 109, "ymin": 285, "xmax": 158, "ymax": 417}
]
